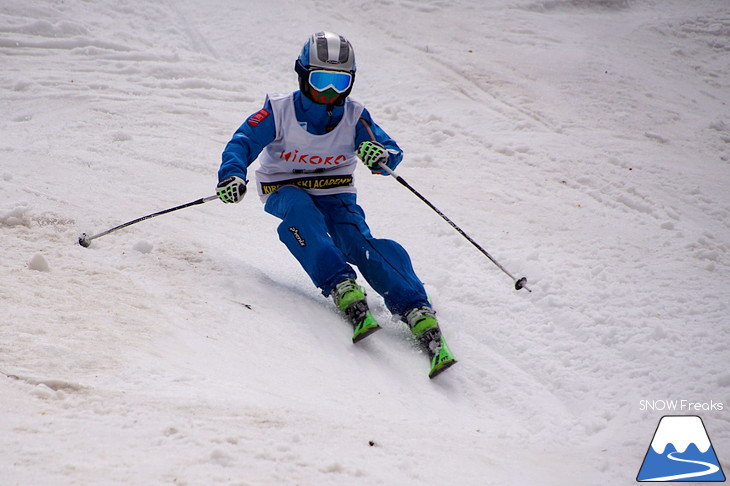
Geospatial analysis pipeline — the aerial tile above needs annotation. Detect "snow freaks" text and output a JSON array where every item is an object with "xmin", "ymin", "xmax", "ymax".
[{"xmin": 639, "ymin": 399, "xmax": 724, "ymax": 412}]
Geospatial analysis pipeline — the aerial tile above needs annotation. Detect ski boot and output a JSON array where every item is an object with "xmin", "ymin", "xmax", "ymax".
[
  {"xmin": 332, "ymin": 278, "xmax": 381, "ymax": 343},
  {"xmin": 405, "ymin": 306, "xmax": 457, "ymax": 378}
]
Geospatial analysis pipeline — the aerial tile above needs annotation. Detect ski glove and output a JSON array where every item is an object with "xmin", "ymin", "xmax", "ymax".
[
  {"xmin": 357, "ymin": 141, "xmax": 389, "ymax": 172},
  {"xmin": 217, "ymin": 176, "xmax": 247, "ymax": 204}
]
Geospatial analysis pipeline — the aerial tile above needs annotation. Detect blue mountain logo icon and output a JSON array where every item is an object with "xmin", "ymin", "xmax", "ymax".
[{"xmin": 637, "ymin": 415, "xmax": 726, "ymax": 482}]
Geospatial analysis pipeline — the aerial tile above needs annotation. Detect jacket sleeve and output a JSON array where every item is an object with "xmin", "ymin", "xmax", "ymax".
[
  {"xmin": 218, "ymin": 99, "xmax": 277, "ymax": 182},
  {"xmin": 355, "ymin": 108, "xmax": 403, "ymax": 172}
]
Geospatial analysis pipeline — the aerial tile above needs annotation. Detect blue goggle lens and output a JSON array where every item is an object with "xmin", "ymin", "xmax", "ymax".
[{"xmin": 309, "ymin": 70, "xmax": 353, "ymax": 93}]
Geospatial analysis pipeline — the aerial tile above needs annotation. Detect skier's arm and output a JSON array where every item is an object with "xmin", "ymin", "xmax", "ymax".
[
  {"xmin": 219, "ymin": 100, "xmax": 276, "ymax": 182},
  {"xmin": 355, "ymin": 109, "xmax": 403, "ymax": 173}
]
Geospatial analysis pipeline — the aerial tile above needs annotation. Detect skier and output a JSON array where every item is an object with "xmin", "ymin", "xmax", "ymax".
[{"xmin": 216, "ymin": 31, "xmax": 456, "ymax": 378}]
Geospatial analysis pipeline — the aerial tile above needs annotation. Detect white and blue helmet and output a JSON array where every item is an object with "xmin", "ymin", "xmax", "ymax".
[{"xmin": 295, "ymin": 31, "xmax": 356, "ymax": 105}]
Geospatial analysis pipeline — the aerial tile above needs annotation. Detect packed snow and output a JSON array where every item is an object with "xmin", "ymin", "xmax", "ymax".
[{"xmin": 2, "ymin": 0, "xmax": 729, "ymax": 484}]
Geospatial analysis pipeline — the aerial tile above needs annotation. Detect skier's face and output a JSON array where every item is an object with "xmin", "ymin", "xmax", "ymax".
[{"xmin": 308, "ymin": 87, "xmax": 341, "ymax": 105}]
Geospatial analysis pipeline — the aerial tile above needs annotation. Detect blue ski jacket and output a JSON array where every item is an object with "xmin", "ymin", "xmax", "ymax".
[{"xmin": 219, "ymin": 91, "xmax": 403, "ymax": 182}]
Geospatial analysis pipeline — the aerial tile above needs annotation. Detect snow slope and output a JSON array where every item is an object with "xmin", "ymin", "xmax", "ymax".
[{"xmin": 1, "ymin": 0, "xmax": 729, "ymax": 484}]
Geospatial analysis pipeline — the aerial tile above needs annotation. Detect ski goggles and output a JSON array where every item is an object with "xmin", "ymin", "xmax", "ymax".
[{"xmin": 308, "ymin": 69, "xmax": 353, "ymax": 93}]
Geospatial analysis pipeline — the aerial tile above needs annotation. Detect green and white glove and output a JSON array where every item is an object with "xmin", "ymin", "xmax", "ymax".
[
  {"xmin": 216, "ymin": 176, "xmax": 247, "ymax": 204},
  {"xmin": 357, "ymin": 141, "xmax": 389, "ymax": 171}
]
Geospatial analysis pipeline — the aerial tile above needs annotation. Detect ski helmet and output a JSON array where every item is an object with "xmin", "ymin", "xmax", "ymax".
[{"xmin": 295, "ymin": 31, "xmax": 356, "ymax": 105}]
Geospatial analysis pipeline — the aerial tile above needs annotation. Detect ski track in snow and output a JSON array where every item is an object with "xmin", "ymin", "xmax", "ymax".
[{"xmin": 1, "ymin": 0, "xmax": 729, "ymax": 484}]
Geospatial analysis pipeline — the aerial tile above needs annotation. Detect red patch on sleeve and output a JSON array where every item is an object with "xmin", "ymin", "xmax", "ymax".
[{"xmin": 247, "ymin": 108, "xmax": 271, "ymax": 127}]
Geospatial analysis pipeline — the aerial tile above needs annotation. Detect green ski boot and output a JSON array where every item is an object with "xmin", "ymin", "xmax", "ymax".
[
  {"xmin": 405, "ymin": 306, "xmax": 457, "ymax": 378},
  {"xmin": 332, "ymin": 278, "xmax": 381, "ymax": 343}
]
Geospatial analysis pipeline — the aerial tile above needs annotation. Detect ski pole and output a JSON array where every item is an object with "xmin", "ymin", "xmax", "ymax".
[
  {"xmin": 359, "ymin": 118, "xmax": 530, "ymax": 292},
  {"xmin": 78, "ymin": 195, "xmax": 219, "ymax": 248}
]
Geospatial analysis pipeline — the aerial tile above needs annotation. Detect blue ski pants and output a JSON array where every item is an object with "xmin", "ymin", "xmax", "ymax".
[{"xmin": 264, "ymin": 185, "xmax": 429, "ymax": 316}]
